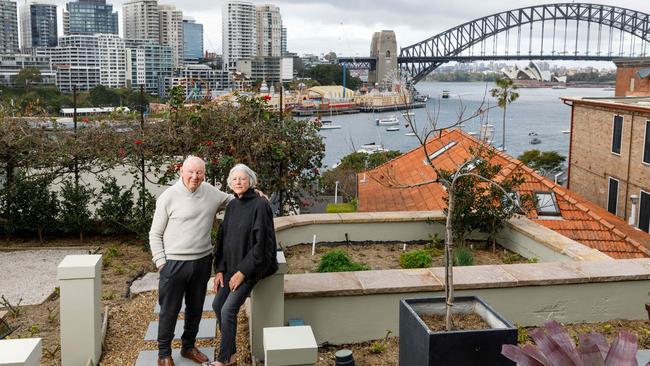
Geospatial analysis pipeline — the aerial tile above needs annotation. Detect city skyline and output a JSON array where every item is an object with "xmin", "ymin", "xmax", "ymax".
[{"xmin": 38, "ymin": 0, "xmax": 649, "ymax": 58}]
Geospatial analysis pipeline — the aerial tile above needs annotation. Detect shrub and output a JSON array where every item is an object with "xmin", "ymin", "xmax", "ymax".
[
  {"xmin": 317, "ymin": 249, "xmax": 369, "ymax": 272},
  {"xmin": 501, "ymin": 251, "xmax": 525, "ymax": 264},
  {"xmin": 325, "ymin": 202, "xmax": 356, "ymax": 213},
  {"xmin": 59, "ymin": 179, "xmax": 94, "ymax": 240},
  {"xmin": 1, "ymin": 172, "xmax": 58, "ymax": 241},
  {"xmin": 128, "ymin": 182, "xmax": 156, "ymax": 242},
  {"xmin": 95, "ymin": 176, "xmax": 134, "ymax": 235},
  {"xmin": 400, "ymin": 250, "xmax": 433, "ymax": 269},
  {"xmin": 454, "ymin": 246, "xmax": 474, "ymax": 266}
]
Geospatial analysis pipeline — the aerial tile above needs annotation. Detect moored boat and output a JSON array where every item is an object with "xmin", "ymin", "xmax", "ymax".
[{"xmin": 376, "ymin": 115, "xmax": 400, "ymax": 126}]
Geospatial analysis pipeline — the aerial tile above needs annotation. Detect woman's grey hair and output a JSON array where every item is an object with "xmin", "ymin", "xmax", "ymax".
[{"xmin": 227, "ymin": 163, "xmax": 258, "ymax": 189}]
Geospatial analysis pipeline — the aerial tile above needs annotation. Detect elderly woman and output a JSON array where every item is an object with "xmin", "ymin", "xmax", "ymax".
[{"xmin": 211, "ymin": 164, "xmax": 278, "ymax": 366}]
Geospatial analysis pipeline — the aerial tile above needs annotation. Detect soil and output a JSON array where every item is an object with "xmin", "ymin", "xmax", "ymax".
[
  {"xmin": 420, "ymin": 312, "xmax": 491, "ymax": 332},
  {"xmin": 284, "ymin": 240, "xmax": 529, "ymax": 274}
]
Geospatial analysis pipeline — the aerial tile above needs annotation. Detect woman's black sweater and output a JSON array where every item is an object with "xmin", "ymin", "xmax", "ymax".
[{"xmin": 213, "ymin": 189, "xmax": 277, "ymax": 284}]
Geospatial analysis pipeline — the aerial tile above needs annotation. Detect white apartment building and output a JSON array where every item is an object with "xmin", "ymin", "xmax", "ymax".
[
  {"xmin": 122, "ymin": 0, "xmax": 160, "ymax": 42},
  {"xmin": 222, "ymin": 0, "xmax": 256, "ymax": 70},
  {"xmin": 0, "ymin": 53, "xmax": 56, "ymax": 86},
  {"xmin": 45, "ymin": 34, "xmax": 127, "ymax": 92},
  {"xmin": 255, "ymin": 4, "xmax": 282, "ymax": 57},
  {"xmin": 158, "ymin": 4, "xmax": 183, "ymax": 68}
]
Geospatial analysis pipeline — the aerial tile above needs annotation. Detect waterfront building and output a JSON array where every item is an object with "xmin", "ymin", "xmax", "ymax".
[
  {"xmin": 502, "ymin": 62, "xmax": 567, "ymax": 83},
  {"xmin": 561, "ymin": 95, "xmax": 650, "ymax": 233},
  {"xmin": 158, "ymin": 4, "xmax": 183, "ymax": 68},
  {"xmin": 614, "ymin": 58, "xmax": 650, "ymax": 97},
  {"xmin": 122, "ymin": 0, "xmax": 159, "ymax": 43},
  {"xmin": 124, "ymin": 39, "xmax": 173, "ymax": 94},
  {"xmin": 0, "ymin": 53, "xmax": 55, "ymax": 86},
  {"xmin": 222, "ymin": 0, "xmax": 256, "ymax": 70},
  {"xmin": 63, "ymin": 0, "xmax": 118, "ymax": 36},
  {"xmin": 19, "ymin": 0, "xmax": 58, "ymax": 49},
  {"xmin": 0, "ymin": 1, "xmax": 19, "ymax": 54},
  {"xmin": 235, "ymin": 56, "xmax": 286, "ymax": 83},
  {"xmin": 255, "ymin": 4, "xmax": 282, "ymax": 58},
  {"xmin": 182, "ymin": 17, "xmax": 203, "ymax": 61},
  {"xmin": 161, "ymin": 64, "xmax": 231, "ymax": 98}
]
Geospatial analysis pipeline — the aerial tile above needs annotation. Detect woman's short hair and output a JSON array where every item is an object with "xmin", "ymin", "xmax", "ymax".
[{"xmin": 227, "ymin": 163, "xmax": 258, "ymax": 189}]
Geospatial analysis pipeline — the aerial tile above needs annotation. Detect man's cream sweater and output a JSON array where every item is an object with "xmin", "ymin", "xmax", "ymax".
[{"xmin": 149, "ymin": 180, "xmax": 232, "ymax": 267}]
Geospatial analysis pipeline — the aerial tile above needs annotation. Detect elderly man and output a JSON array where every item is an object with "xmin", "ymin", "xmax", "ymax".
[{"xmin": 149, "ymin": 156, "xmax": 233, "ymax": 366}]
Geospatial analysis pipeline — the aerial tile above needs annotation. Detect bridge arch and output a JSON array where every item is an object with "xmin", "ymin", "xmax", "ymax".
[{"xmin": 400, "ymin": 3, "xmax": 650, "ymax": 83}]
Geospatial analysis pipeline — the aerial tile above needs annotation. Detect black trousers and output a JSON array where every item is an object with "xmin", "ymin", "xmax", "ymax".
[
  {"xmin": 212, "ymin": 273, "xmax": 254, "ymax": 363},
  {"xmin": 157, "ymin": 254, "xmax": 212, "ymax": 357}
]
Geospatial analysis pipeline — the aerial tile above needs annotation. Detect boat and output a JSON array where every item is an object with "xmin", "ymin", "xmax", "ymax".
[
  {"xmin": 528, "ymin": 131, "xmax": 538, "ymax": 136},
  {"xmin": 562, "ymin": 130, "xmax": 571, "ymax": 134},
  {"xmin": 357, "ymin": 142, "xmax": 388, "ymax": 154},
  {"xmin": 376, "ymin": 115, "xmax": 400, "ymax": 126},
  {"xmin": 319, "ymin": 120, "xmax": 342, "ymax": 130},
  {"xmin": 602, "ymin": 87, "xmax": 615, "ymax": 91},
  {"xmin": 414, "ymin": 94, "xmax": 429, "ymax": 102},
  {"xmin": 530, "ymin": 137, "xmax": 542, "ymax": 145},
  {"xmin": 402, "ymin": 111, "xmax": 415, "ymax": 117},
  {"xmin": 386, "ymin": 127, "xmax": 400, "ymax": 132},
  {"xmin": 441, "ymin": 90, "xmax": 450, "ymax": 99},
  {"xmin": 551, "ymin": 85, "xmax": 567, "ymax": 90},
  {"xmin": 405, "ymin": 132, "xmax": 416, "ymax": 136}
]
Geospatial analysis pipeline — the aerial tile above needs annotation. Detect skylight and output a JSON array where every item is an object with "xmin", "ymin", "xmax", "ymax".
[
  {"xmin": 535, "ymin": 192, "xmax": 560, "ymax": 216},
  {"xmin": 425, "ymin": 141, "xmax": 457, "ymax": 163}
]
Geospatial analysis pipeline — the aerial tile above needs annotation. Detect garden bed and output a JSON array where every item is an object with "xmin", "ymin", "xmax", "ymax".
[{"xmin": 283, "ymin": 240, "xmax": 531, "ymax": 274}]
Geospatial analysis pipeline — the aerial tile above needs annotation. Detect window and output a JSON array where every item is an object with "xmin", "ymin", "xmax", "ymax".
[
  {"xmin": 640, "ymin": 191, "xmax": 650, "ymax": 233},
  {"xmin": 643, "ymin": 121, "xmax": 650, "ymax": 164},
  {"xmin": 535, "ymin": 192, "xmax": 560, "ymax": 216},
  {"xmin": 611, "ymin": 115, "xmax": 623, "ymax": 155},
  {"xmin": 607, "ymin": 177, "xmax": 619, "ymax": 215}
]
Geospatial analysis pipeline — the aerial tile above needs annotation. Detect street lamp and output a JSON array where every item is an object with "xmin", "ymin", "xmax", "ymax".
[{"xmin": 334, "ymin": 181, "xmax": 340, "ymax": 204}]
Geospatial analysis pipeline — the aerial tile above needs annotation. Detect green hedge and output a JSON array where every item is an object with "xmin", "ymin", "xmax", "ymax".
[
  {"xmin": 317, "ymin": 249, "xmax": 369, "ymax": 272},
  {"xmin": 400, "ymin": 250, "xmax": 433, "ymax": 269},
  {"xmin": 326, "ymin": 202, "xmax": 357, "ymax": 213}
]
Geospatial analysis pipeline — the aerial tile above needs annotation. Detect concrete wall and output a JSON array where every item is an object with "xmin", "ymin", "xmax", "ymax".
[
  {"xmin": 282, "ymin": 258, "xmax": 650, "ymax": 345},
  {"xmin": 569, "ymin": 103, "xmax": 650, "ymax": 222}
]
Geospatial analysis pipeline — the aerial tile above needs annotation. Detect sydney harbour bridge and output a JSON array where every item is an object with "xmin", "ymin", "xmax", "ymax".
[{"xmin": 338, "ymin": 3, "xmax": 650, "ymax": 84}]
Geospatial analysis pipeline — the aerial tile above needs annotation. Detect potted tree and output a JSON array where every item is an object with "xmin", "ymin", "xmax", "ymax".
[{"xmin": 375, "ymin": 75, "xmax": 527, "ymax": 365}]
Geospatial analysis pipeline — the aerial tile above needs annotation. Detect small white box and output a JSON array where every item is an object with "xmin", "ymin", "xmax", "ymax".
[
  {"xmin": 263, "ymin": 326, "xmax": 317, "ymax": 366},
  {"xmin": 0, "ymin": 338, "xmax": 42, "ymax": 366}
]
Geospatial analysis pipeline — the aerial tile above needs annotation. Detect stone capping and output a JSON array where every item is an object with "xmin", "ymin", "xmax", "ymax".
[
  {"xmin": 274, "ymin": 211, "xmax": 446, "ymax": 232},
  {"xmin": 283, "ymin": 258, "xmax": 650, "ymax": 298},
  {"xmin": 504, "ymin": 216, "xmax": 613, "ymax": 261}
]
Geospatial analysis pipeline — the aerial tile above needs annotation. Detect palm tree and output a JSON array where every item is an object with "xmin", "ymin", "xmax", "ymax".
[{"xmin": 490, "ymin": 78, "xmax": 519, "ymax": 151}]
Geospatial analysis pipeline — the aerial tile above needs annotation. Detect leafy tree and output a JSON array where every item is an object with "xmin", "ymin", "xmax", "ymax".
[
  {"xmin": 59, "ymin": 179, "xmax": 95, "ymax": 241},
  {"xmin": 12, "ymin": 68, "xmax": 42, "ymax": 89},
  {"xmin": 305, "ymin": 64, "xmax": 362, "ymax": 90},
  {"xmin": 518, "ymin": 150, "xmax": 566, "ymax": 176},
  {"xmin": 89, "ymin": 85, "xmax": 120, "ymax": 107},
  {"xmin": 490, "ymin": 78, "xmax": 519, "ymax": 150}
]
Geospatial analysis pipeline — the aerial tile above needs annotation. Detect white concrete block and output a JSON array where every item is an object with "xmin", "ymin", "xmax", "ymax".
[
  {"xmin": 263, "ymin": 326, "xmax": 317, "ymax": 366},
  {"xmin": 0, "ymin": 338, "xmax": 42, "ymax": 366}
]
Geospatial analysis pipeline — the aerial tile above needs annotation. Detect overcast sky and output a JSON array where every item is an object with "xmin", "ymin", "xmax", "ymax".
[{"xmin": 51, "ymin": 0, "xmax": 650, "ymax": 58}]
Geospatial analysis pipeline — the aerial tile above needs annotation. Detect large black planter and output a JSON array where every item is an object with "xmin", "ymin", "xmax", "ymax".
[{"xmin": 399, "ymin": 296, "xmax": 517, "ymax": 366}]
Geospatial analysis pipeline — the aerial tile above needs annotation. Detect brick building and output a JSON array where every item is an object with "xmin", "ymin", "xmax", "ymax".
[
  {"xmin": 614, "ymin": 58, "xmax": 650, "ymax": 97},
  {"xmin": 561, "ymin": 97, "xmax": 650, "ymax": 233}
]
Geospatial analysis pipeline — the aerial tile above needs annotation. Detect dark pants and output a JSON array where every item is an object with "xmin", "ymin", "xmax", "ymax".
[
  {"xmin": 157, "ymin": 254, "xmax": 212, "ymax": 358},
  {"xmin": 212, "ymin": 273, "xmax": 254, "ymax": 363}
]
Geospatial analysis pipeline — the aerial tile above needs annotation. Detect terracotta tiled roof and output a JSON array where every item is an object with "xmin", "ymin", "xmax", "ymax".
[{"xmin": 357, "ymin": 129, "xmax": 650, "ymax": 259}]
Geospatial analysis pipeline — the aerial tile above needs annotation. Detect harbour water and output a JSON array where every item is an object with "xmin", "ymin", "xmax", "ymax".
[{"xmin": 317, "ymin": 82, "xmax": 612, "ymax": 168}]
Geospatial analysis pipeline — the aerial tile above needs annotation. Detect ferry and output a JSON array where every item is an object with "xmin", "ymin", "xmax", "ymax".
[
  {"xmin": 414, "ymin": 94, "xmax": 429, "ymax": 102},
  {"xmin": 441, "ymin": 90, "xmax": 450, "ymax": 99},
  {"xmin": 376, "ymin": 115, "xmax": 400, "ymax": 126}
]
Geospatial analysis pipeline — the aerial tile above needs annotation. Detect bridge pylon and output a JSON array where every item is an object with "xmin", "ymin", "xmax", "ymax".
[{"xmin": 369, "ymin": 30, "xmax": 397, "ymax": 87}]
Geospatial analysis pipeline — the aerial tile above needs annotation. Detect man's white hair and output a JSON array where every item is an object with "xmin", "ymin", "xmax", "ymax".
[
  {"xmin": 227, "ymin": 163, "xmax": 257, "ymax": 189},
  {"xmin": 182, "ymin": 155, "xmax": 205, "ymax": 170}
]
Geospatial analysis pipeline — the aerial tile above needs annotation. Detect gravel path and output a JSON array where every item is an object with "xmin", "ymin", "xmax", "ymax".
[{"xmin": 0, "ymin": 249, "xmax": 87, "ymax": 305}]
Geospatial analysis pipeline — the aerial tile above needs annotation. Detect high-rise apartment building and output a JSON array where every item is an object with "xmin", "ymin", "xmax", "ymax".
[
  {"xmin": 122, "ymin": 0, "xmax": 159, "ymax": 42},
  {"xmin": 281, "ymin": 26, "xmax": 287, "ymax": 56},
  {"xmin": 182, "ymin": 17, "xmax": 203, "ymax": 61},
  {"xmin": 124, "ymin": 39, "xmax": 173, "ymax": 94},
  {"xmin": 158, "ymin": 4, "xmax": 183, "ymax": 67},
  {"xmin": 255, "ymin": 4, "xmax": 281, "ymax": 57},
  {"xmin": 63, "ymin": 0, "xmax": 118, "ymax": 35},
  {"xmin": 19, "ymin": 0, "xmax": 58, "ymax": 49},
  {"xmin": 222, "ymin": 0, "xmax": 256, "ymax": 69},
  {"xmin": 0, "ymin": 53, "xmax": 55, "ymax": 86},
  {"xmin": 0, "ymin": 1, "xmax": 20, "ymax": 53}
]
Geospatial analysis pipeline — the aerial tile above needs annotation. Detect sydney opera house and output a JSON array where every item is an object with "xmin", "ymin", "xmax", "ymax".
[{"xmin": 502, "ymin": 61, "xmax": 567, "ymax": 83}]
